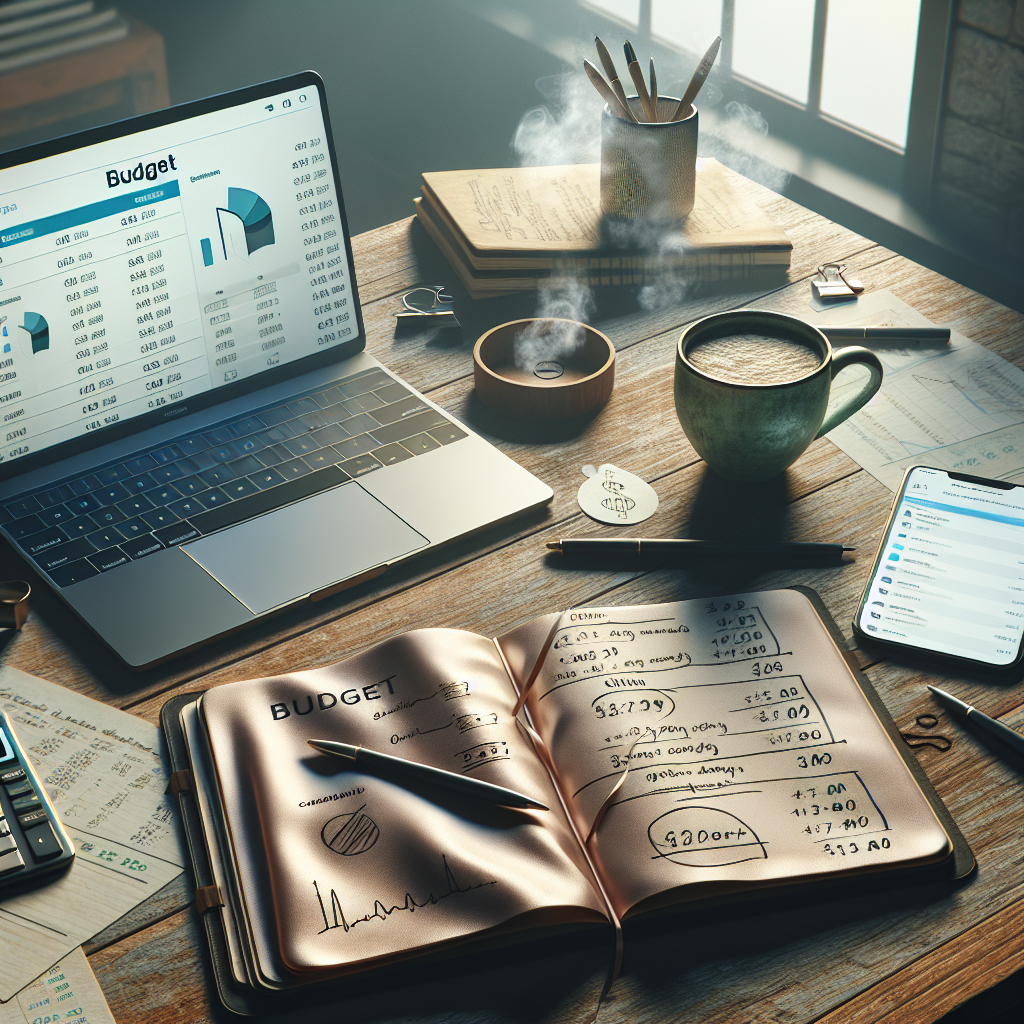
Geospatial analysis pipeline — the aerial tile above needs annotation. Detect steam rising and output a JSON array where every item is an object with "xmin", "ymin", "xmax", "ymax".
[
  {"xmin": 507, "ymin": 49, "xmax": 791, "ymax": 333},
  {"xmin": 513, "ymin": 277, "xmax": 595, "ymax": 371},
  {"xmin": 699, "ymin": 101, "xmax": 791, "ymax": 195}
]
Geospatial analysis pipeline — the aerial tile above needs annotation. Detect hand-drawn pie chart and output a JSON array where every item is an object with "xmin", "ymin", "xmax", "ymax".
[
  {"xmin": 321, "ymin": 804, "xmax": 379, "ymax": 856},
  {"xmin": 648, "ymin": 806, "xmax": 766, "ymax": 867}
]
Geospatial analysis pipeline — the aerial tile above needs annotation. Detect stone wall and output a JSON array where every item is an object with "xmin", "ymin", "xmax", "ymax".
[{"xmin": 933, "ymin": 0, "xmax": 1023, "ymax": 274}]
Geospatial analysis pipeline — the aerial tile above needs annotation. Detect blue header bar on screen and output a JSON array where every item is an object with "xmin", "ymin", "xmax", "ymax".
[
  {"xmin": 0, "ymin": 181, "xmax": 181, "ymax": 248},
  {"xmin": 905, "ymin": 495, "xmax": 1024, "ymax": 528}
]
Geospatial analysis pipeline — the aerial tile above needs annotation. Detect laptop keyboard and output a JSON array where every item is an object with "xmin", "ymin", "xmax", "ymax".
[{"xmin": 0, "ymin": 368, "xmax": 466, "ymax": 588}]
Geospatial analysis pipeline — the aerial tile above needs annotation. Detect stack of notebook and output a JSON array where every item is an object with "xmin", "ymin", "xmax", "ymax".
[{"xmin": 415, "ymin": 158, "xmax": 793, "ymax": 299}]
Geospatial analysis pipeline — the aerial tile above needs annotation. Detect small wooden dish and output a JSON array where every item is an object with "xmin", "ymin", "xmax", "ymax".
[{"xmin": 473, "ymin": 319, "xmax": 615, "ymax": 420}]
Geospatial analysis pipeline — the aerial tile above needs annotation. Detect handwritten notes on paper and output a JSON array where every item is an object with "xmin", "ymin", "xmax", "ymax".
[
  {"xmin": 521, "ymin": 590, "xmax": 950, "ymax": 917},
  {"xmin": 818, "ymin": 290, "xmax": 1024, "ymax": 489},
  {"xmin": 0, "ymin": 948, "xmax": 114, "ymax": 1024},
  {"xmin": 0, "ymin": 667, "xmax": 184, "ymax": 1000}
]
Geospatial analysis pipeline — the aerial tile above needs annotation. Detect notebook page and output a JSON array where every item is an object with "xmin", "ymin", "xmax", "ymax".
[
  {"xmin": 502, "ymin": 589, "xmax": 951, "ymax": 919},
  {"xmin": 200, "ymin": 628, "xmax": 606, "ymax": 981}
]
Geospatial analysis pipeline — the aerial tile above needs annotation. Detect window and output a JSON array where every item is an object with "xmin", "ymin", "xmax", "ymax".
[{"xmin": 647, "ymin": 0, "xmax": 932, "ymax": 190}]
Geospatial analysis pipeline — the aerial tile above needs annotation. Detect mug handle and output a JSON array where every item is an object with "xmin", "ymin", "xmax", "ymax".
[{"xmin": 814, "ymin": 345, "xmax": 884, "ymax": 439}]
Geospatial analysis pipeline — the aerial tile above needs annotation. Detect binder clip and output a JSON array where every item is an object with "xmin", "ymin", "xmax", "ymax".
[
  {"xmin": 0, "ymin": 581, "xmax": 30, "ymax": 630},
  {"xmin": 812, "ymin": 263, "xmax": 865, "ymax": 302}
]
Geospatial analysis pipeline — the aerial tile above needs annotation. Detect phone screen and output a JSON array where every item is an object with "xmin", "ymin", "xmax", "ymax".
[{"xmin": 858, "ymin": 466, "xmax": 1024, "ymax": 666}]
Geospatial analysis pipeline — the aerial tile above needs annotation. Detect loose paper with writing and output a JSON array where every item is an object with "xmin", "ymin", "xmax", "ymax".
[
  {"xmin": 0, "ymin": 948, "xmax": 114, "ymax": 1024},
  {"xmin": 817, "ymin": 290, "xmax": 1024, "ymax": 489},
  {"xmin": 0, "ymin": 667, "xmax": 184, "ymax": 999}
]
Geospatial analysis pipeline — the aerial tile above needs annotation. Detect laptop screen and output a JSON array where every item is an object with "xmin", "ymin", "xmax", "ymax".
[{"xmin": 0, "ymin": 75, "xmax": 360, "ymax": 478}]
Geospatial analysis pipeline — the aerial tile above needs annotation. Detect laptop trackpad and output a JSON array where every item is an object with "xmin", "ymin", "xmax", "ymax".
[{"xmin": 182, "ymin": 483, "xmax": 427, "ymax": 615}]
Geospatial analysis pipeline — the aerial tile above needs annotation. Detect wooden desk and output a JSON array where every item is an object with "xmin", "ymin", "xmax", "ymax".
[{"xmin": 1, "ymin": 170, "xmax": 1021, "ymax": 1023}]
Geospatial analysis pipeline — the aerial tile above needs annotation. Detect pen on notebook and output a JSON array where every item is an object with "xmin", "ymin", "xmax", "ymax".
[
  {"xmin": 583, "ymin": 60, "xmax": 632, "ymax": 121},
  {"xmin": 817, "ymin": 326, "xmax": 951, "ymax": 344},
  {"xmin": 546, "ymin": 538, "xmax": 854, "ymax": 564},
  {"xmin": 927, "ymin": 687, "xmax": 1024, "ymax": 759},
  {"xmin": 595, "ymin": 35, "xmax": 637, "ymax": 122},
  {"xmin": 308, "ymin": 739, "xmax": 549, "ymax": 810},
  {"xmin": 623, "ymin": 40, "xmax": 655, "ymax": 121}
]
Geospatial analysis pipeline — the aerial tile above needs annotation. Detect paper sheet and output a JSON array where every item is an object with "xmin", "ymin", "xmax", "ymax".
[
  {"xmin": 0, "ymin": 667, "xmax": 184, "ymax": 1000},
  {"xmin": 0, "ymin": 948, "xmax": 114, "ymax": 1024},
  {"xmin": 815, "ymin": 290, "xmax": 1024, "ymax": 489}
]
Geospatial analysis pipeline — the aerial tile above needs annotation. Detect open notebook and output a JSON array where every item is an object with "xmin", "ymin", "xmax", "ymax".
[{"xmin": 163, "ymin": 587, "xmax": 972, "ymax": 1013}]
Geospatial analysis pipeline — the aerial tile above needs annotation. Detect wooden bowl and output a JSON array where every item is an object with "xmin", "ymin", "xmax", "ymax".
[{"xmin": 473, "ymin": 319, "xmax": 615, "ymax": 420}]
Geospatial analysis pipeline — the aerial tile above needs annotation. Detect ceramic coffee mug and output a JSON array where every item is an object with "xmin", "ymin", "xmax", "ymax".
[{"xmin": 674, "ymin": 310, "xmax": 883, "ymax": 482}]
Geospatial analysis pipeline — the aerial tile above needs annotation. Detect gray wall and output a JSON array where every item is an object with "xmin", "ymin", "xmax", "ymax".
[
  {"xmin": 933, "ymin": 0, "xmax": 1024, "ymax": 277},
  {"xmin": 117, "ymin": 0, "xmax": 565, "ymax": 236}
]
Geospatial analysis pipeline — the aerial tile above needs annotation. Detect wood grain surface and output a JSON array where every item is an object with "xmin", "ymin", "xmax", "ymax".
[{"xmin": 5, "ymin": 165, "xmax": 1023, "ymax": 1023}]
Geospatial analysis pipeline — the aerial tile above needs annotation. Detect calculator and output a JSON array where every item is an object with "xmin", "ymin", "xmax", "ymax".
[{"xmin": 0, "ymin": 711, "xmax": 75, "ymax": 892}]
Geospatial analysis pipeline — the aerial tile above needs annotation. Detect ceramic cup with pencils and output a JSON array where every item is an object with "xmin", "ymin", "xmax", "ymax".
[
  {"xmin": 600, "ymin": 98, "xmax": 698, "ymax": 221},
  {"xmin": 586, "ymin": 35, "xmax": 720, "ymax": 222}
]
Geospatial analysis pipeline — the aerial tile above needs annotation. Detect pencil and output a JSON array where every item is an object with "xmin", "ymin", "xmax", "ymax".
[
  {"xmin": 583, "ymin": 60, "xmax": 632, "ymax": 121},
  {"xmin": 623, "ymin": 40, "xmax": 655, "ymax": 121},
  {"xmin": 595, "ymin": 35, "xmax": 637, "ymax": 123},
  {"xmin": 649, "ymin": 58, "xmax": 658, "ymax": 120},
  {"xmin": 308, "ymin": 739, "xmax": 549, "ymax": 810},
  {"xmin": 671, "ymin": 35, "xmax": 721, "ymax": 121}
]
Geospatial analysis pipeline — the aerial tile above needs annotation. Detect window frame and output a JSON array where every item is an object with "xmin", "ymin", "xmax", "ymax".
[{"xmin": 634, "ymin": 0, "xmax": 953, "ymax": 198}]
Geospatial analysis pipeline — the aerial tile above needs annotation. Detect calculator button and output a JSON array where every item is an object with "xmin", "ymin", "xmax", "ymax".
[
  {"xmin": 0, "ymin": 849, "xmax": 24, "ymax": 874},
  {"xmin": 0, "ymin": 832, "xmax": 15, "ymax": 854},
  {"xmin": 17, "ymin": 808, "xmax": 48, "ymax": 830},
  {"xmin": 4, "ymin": 779, "xmax": 33, "ymax": 798},
  {"xmin": 24, "ymin": 821, "xmax": 62, "ymax": 861},
  {"xmin": 12, "ymin": 792, "xmax": 41, "ymax": 813},
  {"xmin": 0, "ymin": 768, "xmax": 25, "ymax": 784}
]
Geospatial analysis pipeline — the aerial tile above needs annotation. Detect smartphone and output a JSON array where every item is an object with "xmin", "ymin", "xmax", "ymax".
[{"xmin": 853, "ymin": 465, "xmax": 1024, "ymax": 671}]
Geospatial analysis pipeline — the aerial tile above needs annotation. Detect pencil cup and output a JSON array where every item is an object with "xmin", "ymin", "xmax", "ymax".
[{"xmin": 600, "ymin": 98, "xmax": 697, "ymax": 222}]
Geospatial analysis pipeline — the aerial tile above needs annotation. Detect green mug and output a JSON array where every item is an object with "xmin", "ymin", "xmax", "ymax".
[{"xmin": 674, "ymin": 310, "xmax": 883, "ymax": 482}]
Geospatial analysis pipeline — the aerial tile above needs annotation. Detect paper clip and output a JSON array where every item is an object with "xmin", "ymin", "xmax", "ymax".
[{"xmin": 812, "ymin": 263, "xmax": 865, "ymax": 302}]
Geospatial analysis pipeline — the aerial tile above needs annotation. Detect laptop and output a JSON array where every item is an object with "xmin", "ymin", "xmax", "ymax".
[{"xmin": 0, "ymin": 73, "xmax": 552, "ymax": 669}]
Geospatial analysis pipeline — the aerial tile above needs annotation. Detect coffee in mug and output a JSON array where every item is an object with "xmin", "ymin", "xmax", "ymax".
[
  {"xmin": 674, "ymin": 311, "xmax": 883, "ymax": 482},
  {"xmin": 686, "ymin": 332, "xmax": 824, "ymax": 385}
]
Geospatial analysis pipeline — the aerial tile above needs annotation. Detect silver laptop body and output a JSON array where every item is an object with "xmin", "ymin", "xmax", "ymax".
[{"xmin": 0, "ymin": 73, "xmax": 551, "ymax": 668}]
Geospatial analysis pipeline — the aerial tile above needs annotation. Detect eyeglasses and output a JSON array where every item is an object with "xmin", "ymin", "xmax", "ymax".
[{"xmin": 394, "ymin": 285, "xmax": 460, "ymax": 327}]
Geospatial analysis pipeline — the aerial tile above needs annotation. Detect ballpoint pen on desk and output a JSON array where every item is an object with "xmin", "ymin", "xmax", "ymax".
[
  {"xmin": 623, "ymin": 40, "xmax": 656, "ymax": 121},
  {"xmin": 546, "ymin": 538, "xmax": 855, "ymax": 565},
  {"xmin": 816, "ymin": 326, "xmax": 951, "ymax": 345},
  {"xmin": 670, "ymin": 35, "xmax": 721, "ymax": 121},
  {"xmin": 308, "ymin": 739, "xmax": 549, "ymax": 810},
  {"xmin": 927, "ymin": 687, "xmax": 1024, "ymax": 759},
  {"xmin": 594, "ymin": 35, "xmax": 637, "ymax": 122}
]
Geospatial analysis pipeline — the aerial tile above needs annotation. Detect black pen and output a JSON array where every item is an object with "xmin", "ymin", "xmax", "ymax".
[
  {"xmin": 816, "ymin": 326, "xmax": 950, "ymax": 344},
  {"xmin": 308, "ymin": 739, "xmax": 548, "ymax": 810},
  {"xmin": 927, "ymin": 686, "xmax": 1024, "ymax": 759},
  {"xmin": 546, "ymin": 538, "xmax": 854, "ymax": 564}
]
